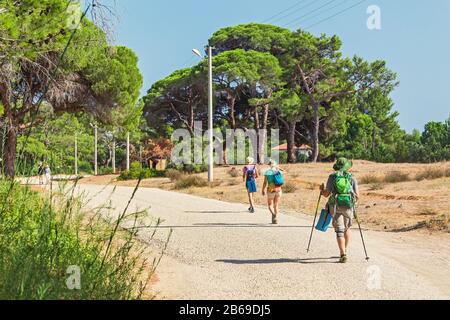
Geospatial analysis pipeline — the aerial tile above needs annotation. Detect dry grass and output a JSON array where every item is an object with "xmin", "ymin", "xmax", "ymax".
[
  {"xmin": 360, "ymin": 174, "xmax": 383, "ymax": 185},
  {"xmin": 384, "ymin": 171, "xmax": 411, "ymax": 183},
  {"xmin": 361, "ymin": 167, "xmax": 450, "ymax": 185},
  {"xmin": 166, "ymin": 169, "xmax": 183, "ymax": 182},
  {"xmin": 426, "ymin": 214, "xmax": 449, "ymax": 232},
  {"xmin": 415, "ymin": 168, "xmax": 449, "ymax": 181},
  {"xmin": 229, "ymin": 167, "xmax": 240, "ymax": 178},
  {"xmin": 174, "ymin": 175, "xmax": 208, "ymax": 189},
  {"xmin": 283, "ymin": 181, "xmax": 298, "ymax": 194}
]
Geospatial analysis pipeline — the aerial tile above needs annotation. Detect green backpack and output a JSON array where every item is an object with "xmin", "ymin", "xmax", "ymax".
[{"xmin": 333, "ymin": 172, "xmax": 354, "ymax": 208}]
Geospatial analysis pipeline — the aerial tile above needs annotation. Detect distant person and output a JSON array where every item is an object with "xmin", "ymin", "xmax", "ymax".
[
  {"xmin": 44, "ymin": 164, "xmax": 52, "ymax": 185},
  {"xmin": 262, "ymin": 160, "xmax": 284, "ymax": 225},
  {"xmin": 320, "ymin": 158, "xmax": 360, "ymax": 263},
  {"xmin": 243, "ymin": 157, "xmax": 259, "ymax": 213},
  {"xmin": 38, "ymin": 162, "xmax": 44, "ymax": 185}
]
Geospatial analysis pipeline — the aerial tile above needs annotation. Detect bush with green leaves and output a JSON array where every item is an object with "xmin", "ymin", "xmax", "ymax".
[
  {"xmin": 0, "ymin": 180, "xmax": 163, "ymax": 299},
  {"xmin": 119, "ymin": 162, "xmax": 165, "ymax": 180},
  {"xmin": 166, "ymin": 163, "xmax": 208, "ymax": 174}
]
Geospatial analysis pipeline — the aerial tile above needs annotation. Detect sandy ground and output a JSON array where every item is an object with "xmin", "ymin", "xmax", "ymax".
[
  {"xmin": 80, "ymin": 161, "xmax": 450, "ymax": 233},
  {"xmin": 72, "ymin": 184, "xmax": 450, "ymax": 300}
]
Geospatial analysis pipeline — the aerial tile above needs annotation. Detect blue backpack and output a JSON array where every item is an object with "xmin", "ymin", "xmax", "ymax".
[
  {"xmin": 273, "ymin": 170, "xmax": 284, "ymax": 187},
  {"xmin": 315, "ymin": 207, "xmax": 332, "ymax": 232}
]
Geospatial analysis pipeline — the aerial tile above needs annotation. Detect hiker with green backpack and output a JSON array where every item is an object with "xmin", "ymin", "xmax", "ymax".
[{"xmin": 320, "ymin": 158, "xmax": 360, "ymax": 263}]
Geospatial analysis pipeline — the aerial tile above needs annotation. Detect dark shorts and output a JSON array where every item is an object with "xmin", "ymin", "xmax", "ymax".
[{"xmin": 246, "ymin": 179, "xmax": 257, "ymax": 193}]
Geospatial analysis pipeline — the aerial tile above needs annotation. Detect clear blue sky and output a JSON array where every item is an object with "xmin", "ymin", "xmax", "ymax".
[{"xmin": 98, "ymin": 0, "xmax": 450, "ymax": 133}]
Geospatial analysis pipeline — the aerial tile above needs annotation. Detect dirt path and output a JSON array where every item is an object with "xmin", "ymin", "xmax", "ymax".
[{"xmin": 75, "ymin": 183, "xmax": 449, "ymax": 300}]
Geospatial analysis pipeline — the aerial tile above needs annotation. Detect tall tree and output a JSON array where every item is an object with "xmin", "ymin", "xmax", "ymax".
[
  {"xmin": 143, "ymin": 68, "xmax": 207, "ymax": 136},
  {"xmin": 211, "ymin": 49, "xmax": 282, "ymax": 163},
  {"xmin": 0, "ymin": 3, "xmax": 142, "ymax": 177}
]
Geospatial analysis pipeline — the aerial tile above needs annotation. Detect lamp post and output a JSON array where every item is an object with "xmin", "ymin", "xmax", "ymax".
[{"xmin": 192, "ymin": 46, "xmax": 214, "ymax": 182}]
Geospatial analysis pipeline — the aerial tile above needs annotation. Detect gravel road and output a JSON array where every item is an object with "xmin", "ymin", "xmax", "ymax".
[{"xmin": 76, "ymin": 184, "xmax": 450, "ymax": 300}]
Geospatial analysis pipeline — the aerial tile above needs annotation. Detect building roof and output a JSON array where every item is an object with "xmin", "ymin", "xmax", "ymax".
[{"xmin": 272, "ymin": 143, "xmax": 312, "ymax": 151}]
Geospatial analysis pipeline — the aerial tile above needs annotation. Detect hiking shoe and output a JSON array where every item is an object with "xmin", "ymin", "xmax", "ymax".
[
  {"xmin": 339, "ymin": 255, "xmax": 348, "ymax": 264},
  {"xmin": 272, "ymin": 216, "xmax": 278, "ymax": 225},
  {"xmin": 250, "ymin": 207, "xmax": 255, "ymax": 213}
]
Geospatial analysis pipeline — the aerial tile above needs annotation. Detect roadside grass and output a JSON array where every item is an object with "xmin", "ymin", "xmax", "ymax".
[
  {"xmin": 361, "ymin": 167, "xmax": 450, "ymax": 185},
  {"xmin": 166, "ymin": 169, "xmax": 184, "ymax": 182},
  {"xmin": 0, "ymin": 179, "xmax": 166, "ymax": 300},
  {"xmin": 426, "ymin": 214, "xmax": 450, "ymax": 232},
  {"xmin": 174, "ymin": 175, "xmax": 208, "ymax": 189},
  {"xmin": 283, "ymin": 181, "xmax": 297, "ymax": 194}
]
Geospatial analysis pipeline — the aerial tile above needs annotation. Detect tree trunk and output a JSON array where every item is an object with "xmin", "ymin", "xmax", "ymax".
[
  {"xmin": 287, "ymin": 121, "xmax": 297, "ymax": 163},
  {"xmin": 257, "ymin": 104, "xmax": 270, "ymax": 164},
  {"xmin": 222, "ymin": 140, "xmax": 229, "ymax": 165},
  {"xmin": 4, "ymin": 122, "xmax": 18, "ymax": 179},
  {"xmin": 311, "ymin": 104, "xmax": 320, "ymax": 162},
  {"xmin": 223, "ymin": 94, "xmax": 237, "ymax": 165}
]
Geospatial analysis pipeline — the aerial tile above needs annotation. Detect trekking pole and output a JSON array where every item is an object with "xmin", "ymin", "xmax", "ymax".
[
  {"xmin": 306, "ymin": 193, "xmax": 322, "ymax": 253},
  {"xmin": 354, "ymin": 205, "xmax": 370, "ymax": 261}
]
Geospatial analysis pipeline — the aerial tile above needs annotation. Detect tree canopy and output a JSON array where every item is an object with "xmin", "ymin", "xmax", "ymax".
[{"xmin": 0, "ymin": 1, "xmax": 143, "ymax": 177}]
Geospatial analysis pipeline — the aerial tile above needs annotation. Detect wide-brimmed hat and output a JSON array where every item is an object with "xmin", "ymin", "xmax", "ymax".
[{"xmin": 333, "ymin": 158, "xmax": 353, "ymax": 172}]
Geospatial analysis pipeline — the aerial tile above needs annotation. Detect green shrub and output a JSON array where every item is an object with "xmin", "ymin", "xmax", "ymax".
[
  {"xmin": 0, "ymin": 180, "xmax": 161, "ymax": 299},
  {"xmin": 174, "ymin": 175, "xmax": 208, "ymax": 189},
  {"xmin": 119, "ymin": 161, "xmax": 165, "ymax": 181},
  {"xmin": 297, "ymin": 152, "xmax": 309, "ymax": 163},
  {"xmin": 279, "ymin": 152, "xmax": 288, "ymax": 164},
  {"xmin": 98, "ymin": 167, "xmax": 114, "ymax": 175},
  {"xmin": 166, "ymin": 163, "xmax": 208, "ymax": 174}
]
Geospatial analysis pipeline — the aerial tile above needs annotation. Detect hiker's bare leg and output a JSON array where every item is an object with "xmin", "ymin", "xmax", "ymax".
[
  {"xmin": 344, "ymin": 229, "xmax": 351, "ymax": 251},
  {"xmin": 337, "ymin": 235, "xmax": 346, "ymax": 256},
  {"xmin": 267, "ymin": 198, "xmax": 275, "ymax": 216},
  {"xmin": 273, "ymin": 195, "xmax": 280, "ymax": 217},
  {"xmin": 248, "ymin": 192, "xmax": 255, "ymax": 209}
]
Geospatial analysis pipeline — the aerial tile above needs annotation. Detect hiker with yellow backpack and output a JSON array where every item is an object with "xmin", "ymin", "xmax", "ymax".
[{"xmin": 320, "ymin": 158, "xmax": 360, "ymax": 263}]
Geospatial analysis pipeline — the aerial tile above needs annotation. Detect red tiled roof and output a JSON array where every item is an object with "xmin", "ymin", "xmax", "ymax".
[{"xmin": 272, "ymin": 144, "xmax": 312, "ymax": 151}]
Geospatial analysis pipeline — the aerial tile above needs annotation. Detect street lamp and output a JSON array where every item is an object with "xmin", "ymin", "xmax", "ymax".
[{"xmin": 192, "ymin": 46, "xmax": 214, "ymax": 182}]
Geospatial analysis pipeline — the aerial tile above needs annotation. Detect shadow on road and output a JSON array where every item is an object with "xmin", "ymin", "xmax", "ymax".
[
  {"xmin": 152, "ymin": 223, "xmax": 311, "ymax": 229},
  {"xmin": 216, "ymin": 257, "xmax": 340, "ymax": 265},
  {"xmin": 185, "ymin": 211, "xmax": 247, "ymax": 214}
]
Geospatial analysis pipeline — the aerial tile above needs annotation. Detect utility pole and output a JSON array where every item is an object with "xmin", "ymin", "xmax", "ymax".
[
  {"xmin": 126, "ymin": 132, "xmax": 130, "ymax": 171},
  {"xmin": 112, "ymin": 139, "xmax": 116, "ymax": 174},
  {"xmin": 75, "ymin": 132, "xmax": 78, "ymax": 176}
]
